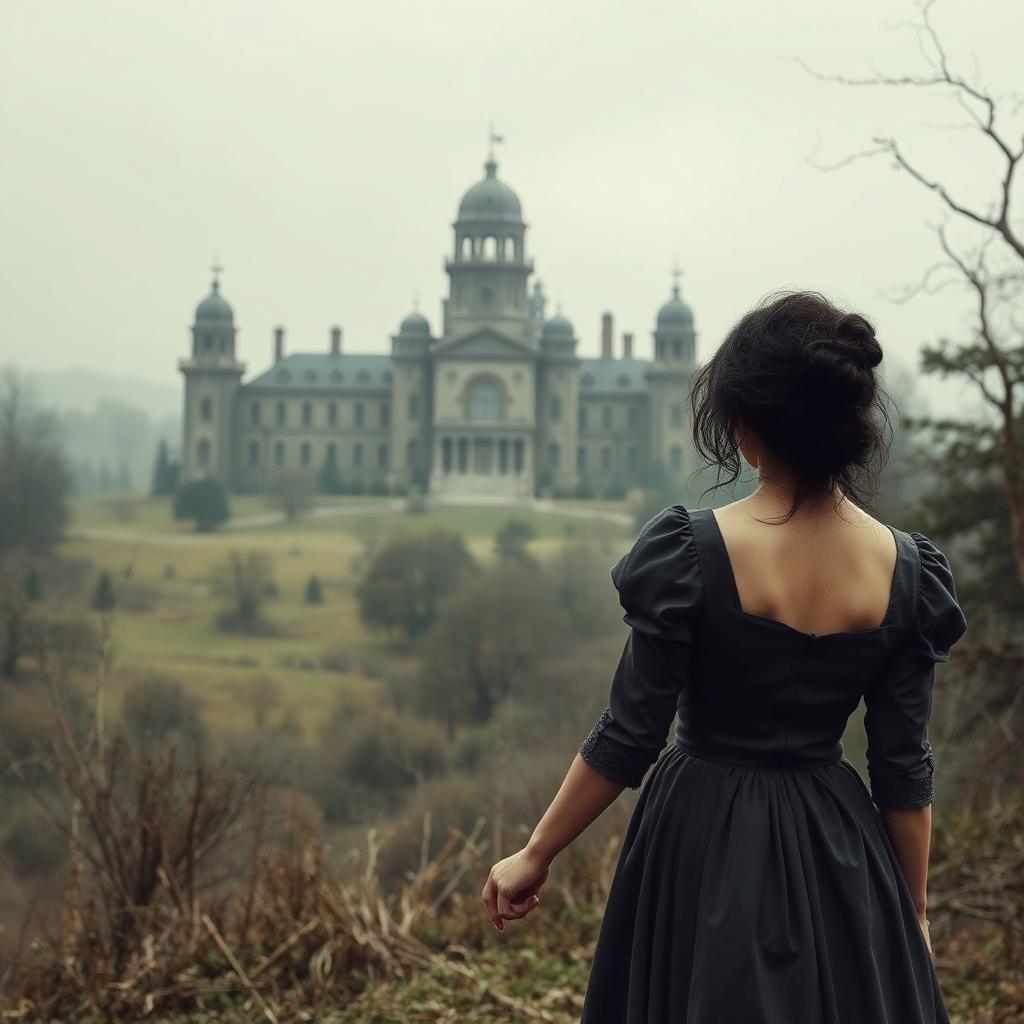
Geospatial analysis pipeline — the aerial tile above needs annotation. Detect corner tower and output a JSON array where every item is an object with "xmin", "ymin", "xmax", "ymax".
[
  {"xmin": 645, "ymin": 266, "xmax": 697, "ymax": 488},
  {"xmin": 178, "ymin": 264, "xmax": 245, "ymax": 486},
  {"xmin": 442, "ymin": 145, "xmax": 535, "ymax": 345}
]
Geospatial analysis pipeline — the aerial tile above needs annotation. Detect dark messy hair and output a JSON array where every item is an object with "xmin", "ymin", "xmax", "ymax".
[{"xmin": 688, "ymin": 290, "xmax": 893, "ymax": 523}]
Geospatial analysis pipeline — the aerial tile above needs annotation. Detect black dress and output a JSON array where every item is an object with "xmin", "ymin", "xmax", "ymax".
[{"xmin": 577, "ymin": 505, "xmax": 969, "ymax": 1024}]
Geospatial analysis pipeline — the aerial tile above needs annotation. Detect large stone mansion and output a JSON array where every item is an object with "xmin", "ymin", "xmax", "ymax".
[{"xmin": 179, "ymin": 149, "xmax": 700, "ymax": 500}]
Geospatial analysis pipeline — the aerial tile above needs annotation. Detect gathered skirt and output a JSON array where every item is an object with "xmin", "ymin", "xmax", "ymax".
[{"xmin": 579, "ymin": 744, "xmax": 949, "ymax": 1024}]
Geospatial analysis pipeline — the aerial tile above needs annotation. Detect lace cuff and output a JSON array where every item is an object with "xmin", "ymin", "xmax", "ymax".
[
  {"xmin": 579, "ymin": 707, "xmax": 655, "ymax": 790},
  {"xmin": 870, "ymin": 749, "xmax": 935, "ymax": 811}
]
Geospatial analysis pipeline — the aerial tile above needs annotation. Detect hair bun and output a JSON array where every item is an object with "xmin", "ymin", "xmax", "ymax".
[{"xmin": 830, "ymin": 313, "xmax": 883, "ymax": 370}]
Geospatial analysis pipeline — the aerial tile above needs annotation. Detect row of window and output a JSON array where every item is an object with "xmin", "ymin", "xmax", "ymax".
[
  {"xmin": 198, "ymin": 395, "xmax": 683, "ymax": 433},
  {"xmin": 576, "ymin": 444, "xmax": 683, "ymax": 474},
  {"xmin": 196, "ymin": 435, "xmax": 682, "ymax": 476},
  {"xmin": 456, "ymin": 235, "xmax": 521, "ymax": 262}
]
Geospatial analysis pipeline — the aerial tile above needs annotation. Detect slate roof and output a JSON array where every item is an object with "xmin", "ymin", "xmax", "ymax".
[
  {"xmin": 244, "ymin": 353, "xmax": 392, "ymax": 393},
  {"xmin": 578, "ymin": 357, "xmax": 650, "ymax": 395}
]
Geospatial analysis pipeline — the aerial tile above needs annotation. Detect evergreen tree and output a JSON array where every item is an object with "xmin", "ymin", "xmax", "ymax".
[
  {"xmin": 173, "ymin": 477, "xmax": 230, "ymax": 532},
  {"xmin": 317, "ymin": 448, "xmax": 343, "ymax": 495},
  {"xmin": 305, "ymin": 573, "xmax": 324, "ymax": 605},
  {"xmin": 91, "ymin": 571, "xmax": 116, "ymax": 612},
  {"xmin": 23, "ymin": 566, "xmax": 42, "ymax": 602},
  {"xmin": 151, "ymin": 439, "xmax": 176, "ymax": 496}
]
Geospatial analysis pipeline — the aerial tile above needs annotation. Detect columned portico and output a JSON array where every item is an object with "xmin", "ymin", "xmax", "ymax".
[{"xmin": 430, "ymin": 427, "xmax": 534, "ymax": 499}]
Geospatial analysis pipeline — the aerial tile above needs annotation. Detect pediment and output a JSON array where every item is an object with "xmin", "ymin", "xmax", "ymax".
[{"xmin": 436, "ymin": 327, "xmax": 536, "ymax": 360}]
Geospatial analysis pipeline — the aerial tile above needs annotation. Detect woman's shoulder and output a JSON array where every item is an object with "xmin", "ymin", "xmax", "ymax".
[
  {"xmin": 892, "ymin": 526, "xmax": 969, "ymax": 663},
  {"xmin": 610, "ymin": 505, "xmax": 704, "ymax": 642}
]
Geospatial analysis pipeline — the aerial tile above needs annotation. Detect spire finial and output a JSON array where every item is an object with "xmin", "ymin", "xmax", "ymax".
[
  {"xmin": 412, "ymin": 291, "xmax": 420, "ymax": 312},
  {"xmin": 486, "ymin": 121, "xmax": 505, "ymax": 175},
  {"xmin": 210, "ymin": 252, "xmax": 223, "ymax": 294},
  {"xmin": 671, "ymin": 257, "xmax": 682, "ymax": 298}
]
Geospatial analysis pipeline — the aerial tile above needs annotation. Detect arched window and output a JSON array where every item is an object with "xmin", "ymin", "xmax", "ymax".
[
  {"xmin": 250, "ymin": 402, "xmax": 261, "ymax": 426},
  {"xmin": 197, "ymin": 438, "xmax": 210, "ymax": 467},
  {"xmin": 442, "ymin": 437, "xmax": 453, "ymax": 473},
  {"xmin": 482, "ymin": 236, "xmax": 497, "ymax": 260},
  {"xmin": 670, "ymin": 445, "xmax": 683, "ymax": 471},
  {"xmin": 468, "ymin": 378, "xmax": 502, "ymax": 421},
  {"xmin": 461, "ymin": 236, "xmax": 472, "ymax": 260},
  {"xmin": 199, "ymin": 397, "xmax": 212, "ymax": 423}
]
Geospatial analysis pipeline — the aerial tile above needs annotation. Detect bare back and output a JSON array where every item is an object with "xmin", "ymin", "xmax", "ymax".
[{"xmin": 710, "ymin": 497, "xmax": 899, "ymax": 638}]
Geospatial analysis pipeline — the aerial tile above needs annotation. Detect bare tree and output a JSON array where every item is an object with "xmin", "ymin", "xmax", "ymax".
[{"xmin": 801, "ymin": 0, "xmax": 1024, "ymax": 589}]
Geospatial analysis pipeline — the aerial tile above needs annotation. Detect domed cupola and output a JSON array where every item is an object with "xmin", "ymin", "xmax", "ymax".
[
  {"xmin": 195, "ymin": 277, "xmax": 234, "ymax": 324},
  {"xmin": 541, "ymin": 313, "xmax": 574, "ymax": 339},
  {"xmin": 399, "ymin": 310, "xmax": 431, "ymax": 336},
  {"xmin": 392, "ymin": 306, "xmax": 433, "ymax": 360},
  {"xmin": 189, "ymin": 264, "xmax": 238, "ymax": 362},
  {"xmin": 539, "ymin": 309, "xmax": 577, "ymax": 361},
  {"xmin": 456, "ymin": 158, "xmax": 524, "ymax": 226},
  {"xmin": 652, "ymin": 266, "xmax": 696, "ymax": 365},
  {"xmin": 656, "ymin": 282, "xmax": 693, "ymax": 329}
]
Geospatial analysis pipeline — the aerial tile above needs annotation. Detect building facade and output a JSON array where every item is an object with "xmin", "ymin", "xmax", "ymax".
[{"xmin": 179, "ymin": 153, "xmax": 700, "ymax": 500}]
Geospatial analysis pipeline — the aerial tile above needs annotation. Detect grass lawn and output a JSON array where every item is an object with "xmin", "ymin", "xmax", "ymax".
[{"xmin": 60, "ymin": 494, "xmax": 634, "ymax": 737}]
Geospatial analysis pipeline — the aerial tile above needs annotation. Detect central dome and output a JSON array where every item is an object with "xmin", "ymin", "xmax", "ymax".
[
  {"xmin": 195, "ymin": 279, "xmax": 234, "ymax": 323},
  {"xmin": 657, "ymin": 285, "xmax": 693, "ymax": 328},
  {"xmin": 457, "ymin": 158, "xmax": 523, "ymax": 225}
]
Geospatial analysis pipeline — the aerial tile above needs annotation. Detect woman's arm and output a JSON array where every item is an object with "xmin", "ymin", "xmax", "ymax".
[
  {"xmin": 881, "ymin": 804, "xmax": 932, "ymax": 917},
  {"xmin": 480, "ymin": 755, "xmax": 624, "ymax": 932}
]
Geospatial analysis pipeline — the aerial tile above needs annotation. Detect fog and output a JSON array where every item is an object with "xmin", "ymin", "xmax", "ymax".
[{"xmin": 2, "ymin": 0, "xmax": 1020, "ymax": 411}]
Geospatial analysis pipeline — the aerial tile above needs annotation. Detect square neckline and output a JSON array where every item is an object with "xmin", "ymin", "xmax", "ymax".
[{"xmin": 702, "ymin": 506, "xmax": 903, "ymax": 641}]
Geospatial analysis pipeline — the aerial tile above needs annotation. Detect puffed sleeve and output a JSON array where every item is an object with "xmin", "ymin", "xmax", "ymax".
[
  {"xmin": 863, "ymin": 532, "xmax": 968, "ymax": 812},
  {"xmin": 578, "ymin": 505, "xmax": 704, "ymax": 789}
]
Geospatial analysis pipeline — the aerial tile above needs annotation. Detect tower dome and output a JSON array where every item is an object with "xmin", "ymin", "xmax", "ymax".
[
  {"xmin": 195, "ymin": 275, "xmax": 233, "ymax": 323},
  {"xmin": 656, "ymin": 285, "xmax": 693, "ymax": 327},
  {"xmin": 399, "ymin": 309, "xmax": 431, "ymax": 336},
  {"xmin": 541, "ymin": 312, "xmax": 574, "ymax": 338},
  {"xmin": 656, "ymin": 266, "xmax": 693, "ymax": 328},
  {"xmin": 456, "ymin": 158, "xmax": 523, "ymax": 225}
]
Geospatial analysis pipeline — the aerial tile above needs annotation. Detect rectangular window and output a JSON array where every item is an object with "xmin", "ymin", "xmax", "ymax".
[
  {"xmin": 579, "ymin": 406, "xmax": 588, "ymax": 431},
  {"xmin": 301, "ymin": 441, "xmax": 311, "ymax": 466},
  {"xmin": 355, "ymin": 402, "xmax": 365, "ymax": 428},
  {"xmin": 408, "ymin": 394, "xmax": 420, "ymax": 422},
  {"xmin": 549, "ymin": 396, "xmax": 562, "ymax": 423},
  {"xmin": 328, "ymin": 402, "xmax": 338, "ymax": 427},
  {"xmin": 379, "ymin": 403, "xmax": 390, "ymax": 428},
  {"xmin": 354, "ymin": 442, "xmax": 363, "ymax": 467},
  {"xmin": 250, "ymin": 402, "xmax": 261, "ymax": 426},
  {"xmin": 601, "ymin": 446, "xmax": 612, "ymax": 472},
  {"xmin": 276, "ymin": 402, "xmax": 286, "ymax": 427},
  {"xmin": 274, "ymin": 441, "xmax": 285, "ymax": 466},
  {"xmin": 248, "ymin": 440, "xmax": 260, "ymax": 466},
  {"xmin": 378, "ymin": 442, "xmax": 388, "ymax": 469},
  {"xmin": 577, "ymin": 446, "xmax": 587, "ymax": 473}
]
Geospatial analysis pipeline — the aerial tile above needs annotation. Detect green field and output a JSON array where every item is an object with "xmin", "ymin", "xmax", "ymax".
[{"xmin": 61, "ymin": 494, "xmax": 634, "ymax": 736}]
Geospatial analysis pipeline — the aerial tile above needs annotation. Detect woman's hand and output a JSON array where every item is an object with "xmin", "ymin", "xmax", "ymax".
[
  {"xmin": 917, "ymin": 912, "xmax": 933, "ymax": 956},
  {"xmin": 481, "ymin": 846, "xmax": 550, "ymax": 933}
]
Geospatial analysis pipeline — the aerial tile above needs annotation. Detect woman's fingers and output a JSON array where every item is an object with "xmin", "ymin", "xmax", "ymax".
[{"xmin": 481, "ymin": 874, "xmax": 503, "ymax": 931}]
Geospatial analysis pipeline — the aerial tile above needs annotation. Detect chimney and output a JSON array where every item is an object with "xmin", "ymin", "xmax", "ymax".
[
  {"xmin": 274, "ymin": 326, "xmax": 285, "ymax": 364},
  {"xmin": 622, "ymin": 332, "xmax": 634, "ymax": 359},
  {"xmin": 601, "ymin": 312, "xmax": 613, "ymax": 359},
  {"xmin": 330, "ymin": 325, "xmax": 342, "ymax": 355}
]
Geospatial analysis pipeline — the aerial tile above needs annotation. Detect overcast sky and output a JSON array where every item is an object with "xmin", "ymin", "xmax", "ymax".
[{"xmin": 2, "ymin": 0, "xmax": 1020, "ymax": 413}]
